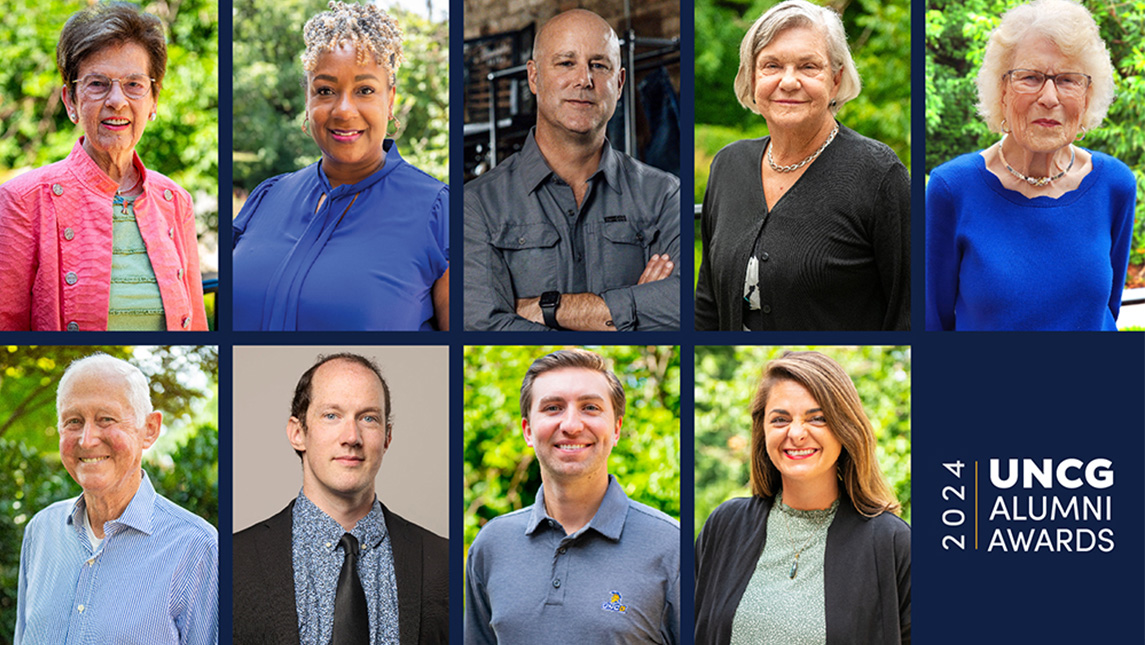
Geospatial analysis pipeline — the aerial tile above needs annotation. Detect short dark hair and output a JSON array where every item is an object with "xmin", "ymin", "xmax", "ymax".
[
  {"xmin": 519, "ymin": 349, "xmax": 625, "ymax": 420},
  {"xmin": 291, "ymin": 353, "xmax": 391, "ymax": 459},
  {"xmin": 57, "ymin": 2, "xmax": 167, "ymax": 94}
]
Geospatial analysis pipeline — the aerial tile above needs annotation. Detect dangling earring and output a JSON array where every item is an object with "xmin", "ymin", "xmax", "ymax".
[
  {"xmin": 1001, "ymin": 119, "xmax": 1010, "ymax": 133},
  {"xmin": 149, "ymin": 112, "xmax": 156, "ymax": 121},
  {"xmin": 68, "ymin": 110, "xmax": 76, "ymax": 122},
  {"xmin": 1076, "ymin": 126, "xmax": 1087, "ymax": 141},
  {"xmin": 301, "ymin": 115, "xmax": 309, "ymax": 135},
  {"xmin": 389, "ymin": 114, "xmax": 401, "ymax": 130}
]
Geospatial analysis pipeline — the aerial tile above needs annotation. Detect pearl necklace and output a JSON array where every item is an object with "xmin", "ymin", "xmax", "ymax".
[
  {"xmin": 767, "ymin": 122, "xmax": 840, "ymax": 173},
  {"xmin": 997, "ymin": 135, "xmax": 1074, "ymax": 187}
]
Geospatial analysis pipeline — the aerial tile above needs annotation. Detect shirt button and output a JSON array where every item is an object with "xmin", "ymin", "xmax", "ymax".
[
  {"xmin": 566, "ymin": 209, "xmax": 574, "ymax": 217},
  {"xmin": 67, "ymin": 321, "xmax": 79, "ymax": 331},
  {"xmin": 87, "ymin": 558, "xmax": 95, "ymax": 565},
  {"xmin": 552, "ymin": 578, "xmax": 561, "ymax": 588},
  {"xmin": 325, "ymin": 542, "xmax": 332, "ymax": 548},
  {"xmin": 760, "ymin": 252, "xmax": 769, "ymax": 261},
  {"xmin": 168, "ymin": 227, "xmax": 174, "ymax": 239},
  {"xmin": 52, "ymin": 183, "xmax": 64, "ymax": 196},
  {"xmin": 65, "ymin": 271, "xmax": 78, "ymax": 285},
  {"xmin": 181, "ymin": 315, "xmax": 191, "ymax": 329},
  {"xmin": 177, "ymin": 268, "xmax": 184, "ymax": 280},
  {"xmin": 548, "ymin": 520, "xmax": 556, "ymax": 528},
  {"xmin": 762, "ymin": 304, "xmax": 772, "ymax": 314},
  {"xmin": 636, "ymin": 232, "xmax": 644, "ymax": 241},
  {"xmin": 77, "ymin": 604, "xmax": 85, "ymax": 612},
  {"xmin": 518, "ymin": 237, "xmax": 526, "ymax": 246},
  {"xmin": 164, "ymin": 189, "xmax": 174, "ymax": 201},
  {"xmin": 558, "ymin": 547, "xmax": 567, "ymax": 554},
  {"xmin": 63, "ymin": 227, "xmax": 75, "ymax": 241}
]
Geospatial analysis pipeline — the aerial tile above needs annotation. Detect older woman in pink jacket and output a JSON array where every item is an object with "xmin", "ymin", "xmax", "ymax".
[{"xmin": 0, "ymin": 2, "xmax": 206, "ymax": 331}]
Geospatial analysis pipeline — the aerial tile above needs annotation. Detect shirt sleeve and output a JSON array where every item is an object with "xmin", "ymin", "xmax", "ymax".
[
  {"xmin": 463, "ymin": 192, "xmax": 552, "ymax": 331},
  {"xmin": 177, "ymin": 190, "xmax": 209, "ymax": 332},
  {"xmin": 1107, "ymin": 164, "xmax": 1136, "ymax": 321},
  {"xmin": 874, "ymin": 162, "xmax": 911, "ymax": 331},
  {"xmin": 925, "ymin": 171, "xmax": 959, "ymax": 331},
  {"xmin": 661, "ymin": 569, "xmax": 681, "ymax": 645},
  {"xmin": 175, "ymin": 537, "xmax": 220, "ymax": 645},
  {"xmin": 0, "ymin": 183, "xmax": 36, "ymax": 330},
  {"xmin": 600, "ymin": 181, "xmax": 681, "ymax": 331},
  {"xmin": 14, "ymin": 513, "xmax": 35, "ymax": 644},
  {"xmin": 434, "ymin": 185, "xmax": 450, "ymax": 265},
  {"xmin": 232, "ymin": 176, "xmax": 281, "ymax": 249},
  {"xmin": 463, "ymin": 539, "xmax": 498, "ymax": 645}
]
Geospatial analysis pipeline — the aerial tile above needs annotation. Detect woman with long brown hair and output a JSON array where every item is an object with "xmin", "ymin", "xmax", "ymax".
[{"xmin": 695, "ymin": 350, "xmax": 910, "ymax": 644}]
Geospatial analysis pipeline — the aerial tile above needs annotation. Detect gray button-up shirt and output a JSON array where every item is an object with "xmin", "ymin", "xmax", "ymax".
[
  {"xmin": 464, "ymin": 476, "xmax": 681, "ymax": 644},
  {"xmin": 464, "ymin": 130, "xmax": 681, "ymax": 331}
]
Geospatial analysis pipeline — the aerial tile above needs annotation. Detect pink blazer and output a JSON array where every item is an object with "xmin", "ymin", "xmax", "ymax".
[{"xmin": 0, "ymin": 139, "xmax": 207, "ymax": 331}]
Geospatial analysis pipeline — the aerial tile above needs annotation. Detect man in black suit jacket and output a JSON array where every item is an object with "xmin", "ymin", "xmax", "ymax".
[{"xmin": 233, "ymin": 353, "xmax": 448, "ymax": 645}]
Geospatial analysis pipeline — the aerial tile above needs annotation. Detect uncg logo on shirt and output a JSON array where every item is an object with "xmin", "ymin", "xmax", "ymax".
[{"xmin": 601, "ymin": 590, "xmax": 627, "ymax": 613}]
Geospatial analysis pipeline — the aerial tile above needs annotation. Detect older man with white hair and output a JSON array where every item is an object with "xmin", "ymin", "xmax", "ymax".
[{"xmin": 15, "ymin": 354, "xmax": 219, "ymax": 644}]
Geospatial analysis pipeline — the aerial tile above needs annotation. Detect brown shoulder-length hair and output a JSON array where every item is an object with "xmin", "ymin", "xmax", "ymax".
[{"xmin": 749, "ymin": 350, "xmax": 900, "ymax": 517}]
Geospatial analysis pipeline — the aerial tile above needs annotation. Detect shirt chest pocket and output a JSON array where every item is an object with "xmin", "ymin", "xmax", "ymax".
[
  {"xmin": 492, "ymin": 223, "xmax": 562, "ymax": 297},
  {"xmin": 596, "ymin": 220, "xmax": 656, "ymax": 288}
]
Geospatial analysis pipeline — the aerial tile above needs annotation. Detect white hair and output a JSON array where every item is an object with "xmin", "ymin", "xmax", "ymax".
[{"xmin": 57, "ymin": 354, "xmax": 153, "ymax": 426}]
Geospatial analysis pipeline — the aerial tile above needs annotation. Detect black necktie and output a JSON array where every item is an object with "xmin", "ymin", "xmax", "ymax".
[{"xmin": 332, "ymin": 532, "xmax": 369, "ymax": 645}]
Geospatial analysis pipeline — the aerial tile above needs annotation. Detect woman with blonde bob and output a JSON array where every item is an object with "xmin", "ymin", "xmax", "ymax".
[
  {"xmin": 927, "ymin": 0, "xmax": 1134, "ymax": 331},
  {"xmin": 695, "ymin": 0, "xmax": 910, "ymax": 331},
  {"xmin": 695, "ymin": 351, "xmax": 910, "ymax": 644}
]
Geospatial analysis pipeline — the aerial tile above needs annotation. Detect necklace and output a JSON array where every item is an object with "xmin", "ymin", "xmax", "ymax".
[
  {"xmin": 777, "ymin": 493, "xmax": 837, "ymax": 579},
  {"xmin": 116, "ymin": 168, "xmax": 143, "ymax": 196},
  {"xmin": 767, "ymin": 122, "xmax": 839, "ymax": 173},
  {"xmin": 997, "ymin": 135, "xmax": 1074, "ymax": 187}
]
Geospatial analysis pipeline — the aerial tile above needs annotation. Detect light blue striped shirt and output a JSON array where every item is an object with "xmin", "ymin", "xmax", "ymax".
[{"xmin": 15, "ymin": 470, "xmax": 219, "ymax": 644}]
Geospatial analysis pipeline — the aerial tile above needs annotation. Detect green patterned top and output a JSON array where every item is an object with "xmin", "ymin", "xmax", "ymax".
[
  {"xmin": 730, "ymin": 492, "xmax": 839, "ymax": 645},
  {"xmin": 107, "ymin": 195, "xmax": 165, "ymax": 331}
]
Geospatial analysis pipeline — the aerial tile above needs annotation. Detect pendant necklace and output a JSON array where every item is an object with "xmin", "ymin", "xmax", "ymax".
[
  {"xmin": 997, "ymin": 134, "xmax": 1074, "ymax": 187},
  {"xmin": 777, "ymin": 494, "xmax": 837, "ymax": 579}
]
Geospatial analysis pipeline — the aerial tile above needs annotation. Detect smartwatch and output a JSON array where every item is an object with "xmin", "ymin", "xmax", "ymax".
[{"xmin": 539, "ymin": 291, "xmax": 563, "ymax": 329}]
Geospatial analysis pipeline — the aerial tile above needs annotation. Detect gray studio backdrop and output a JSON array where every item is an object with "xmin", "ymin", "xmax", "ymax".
[{"xmin": 232, "ymin": 345, "xmax": 449, "ymax": 537}]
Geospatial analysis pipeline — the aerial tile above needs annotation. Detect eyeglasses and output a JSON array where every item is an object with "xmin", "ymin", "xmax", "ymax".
[
  {"xmin": 1005, "ymin": 69, "xmax": 1091, "ymax": 97},
  {"xmin": 72, "ymin": 73, "xmax": 155, "ymax": 100}
]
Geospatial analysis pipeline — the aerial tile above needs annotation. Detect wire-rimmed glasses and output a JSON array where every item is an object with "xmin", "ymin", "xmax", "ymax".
[
  {"xmin": 72, "ymin": 74, "xmax": 155, "ymax": 101},
  {"xmin": 1005, "ymin": 69, "xmax": 1091, "ymax": 97}
]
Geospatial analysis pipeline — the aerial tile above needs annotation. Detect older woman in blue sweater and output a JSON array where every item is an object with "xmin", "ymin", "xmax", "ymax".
[{"xmin": 926, "ymin": 0, "xmax": 1135, "ymax": 331}]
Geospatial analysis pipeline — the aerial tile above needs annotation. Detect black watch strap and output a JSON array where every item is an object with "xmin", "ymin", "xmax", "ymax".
[{"xmin": 540, "ymin": 291, "xmax": 562, "ymax": 329}]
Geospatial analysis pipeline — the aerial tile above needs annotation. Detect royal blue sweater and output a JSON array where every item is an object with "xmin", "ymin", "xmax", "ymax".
[{"xmin": 926, "ymin": 149, "xmax": 1136, "ymax": 331}]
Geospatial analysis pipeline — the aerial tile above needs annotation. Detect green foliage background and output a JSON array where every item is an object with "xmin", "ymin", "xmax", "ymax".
[
  {"xmin": 694, "ymin": 345, "xmax": 911, "ymax": 538},
  {"xmin": 0, "ymin": 0, "xmax": 219, "ymax": 238},
  {"xmin": 464, "ymin": 345, "xmax": 681, "ymax": 555},
  {"xmin": 0, "ymin": 346, "xmax": 218, "ymax": 644},
  {"xmin": 927, "ymin": 0, "xmax": 1145, "ymax": 270},
  {"xmin": 693, "ymin": 0, "xmax": 912, "ymax": 284},
  {"xmin": 232, "ymin": 0, "xmax": 449, "ymax": 198}
]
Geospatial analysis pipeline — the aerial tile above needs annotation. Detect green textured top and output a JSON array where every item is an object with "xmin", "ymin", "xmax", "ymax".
[
  {"xmin": 730, "ymin": 492, "xmax": 839, "ymax": 645},
  {"xmin": 107, "ymin": 196, "xmax": 165, "ymax": 331}
]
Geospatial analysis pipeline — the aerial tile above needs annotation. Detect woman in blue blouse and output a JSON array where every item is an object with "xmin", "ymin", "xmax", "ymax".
[{"xmin": 233, "ymin": 1, "xmax": 449, "ymax": 331}]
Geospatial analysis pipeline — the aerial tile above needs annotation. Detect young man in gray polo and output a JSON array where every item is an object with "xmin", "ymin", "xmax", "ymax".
[{"xmin": 464, "ymin": 349, "xmax": 680, "ymax": 644}]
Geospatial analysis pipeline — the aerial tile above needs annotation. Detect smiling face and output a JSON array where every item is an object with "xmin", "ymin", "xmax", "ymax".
[
  {"xmin": 1002, "ymin": 36, "xmax": 1089, "ymax": 154},
  {"xmin": 306, "ymin": 43, "xmax": 395, "ymax": 186},
  {"xmin": 288, "ymin": 359, "xmax": 390, "ymax": 506},
  {"xmin": 58, "ymin": 368, "xmax": 160, "ymax": 508},
  {"xmin": 523, "ymin": 367, "xmax": 622, "ymax": 487},
  {"xmin": 61, "ymin": 41, "xmax": 157, "ymax": 171},
  {"xmin": 527, "ymin": 10, "xmax": 625, "ymax": 143},
  {"xmin": 752, "ymin": 25, "xmax": 840, "ymax": 133},
  {"xmin": 763, "ymin": 379, "xmax": 842, "ymax": 497}
]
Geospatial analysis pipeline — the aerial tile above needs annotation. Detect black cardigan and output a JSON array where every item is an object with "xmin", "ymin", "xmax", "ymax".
[
  {"xmin": 694, "ymin": 495, "xmax": 910, "ymax": 645},
  {"xmin": 695, "ymin": 124, "xmax": 911, "ymax": 331}
]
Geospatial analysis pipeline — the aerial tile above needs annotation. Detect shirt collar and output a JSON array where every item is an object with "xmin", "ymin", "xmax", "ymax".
[
  {"xmin": 517, "ymin": 128, "xmax": 623, "ymax": 197},
  {"xmin": 294, "ymin": 489, "xmax": 388, "ymax": 551},
  {"xmin": 525, "ymin": 474, "xmax": 629, "ymax": 541},
  {"xmin": 65, "ymin": 137, "xmax": 148, "ymax": 197},
  {"xmin": 314, "ymin": 138, "xmax": 403, "ymax": 196},
  {"xmin": 68, "ymin": 469, "xmax": 157, "ymax": 537}
]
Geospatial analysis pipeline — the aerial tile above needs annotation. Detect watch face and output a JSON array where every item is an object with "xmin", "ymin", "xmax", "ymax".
[{"xmin": 540, "ymin": 291, "xmax": 560, "ymax": 307}]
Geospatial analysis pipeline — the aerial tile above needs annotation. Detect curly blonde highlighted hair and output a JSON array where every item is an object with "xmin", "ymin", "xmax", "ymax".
[{"xmin": 301, "ymin": 1, "xmax": 405, "ymax": 85}]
